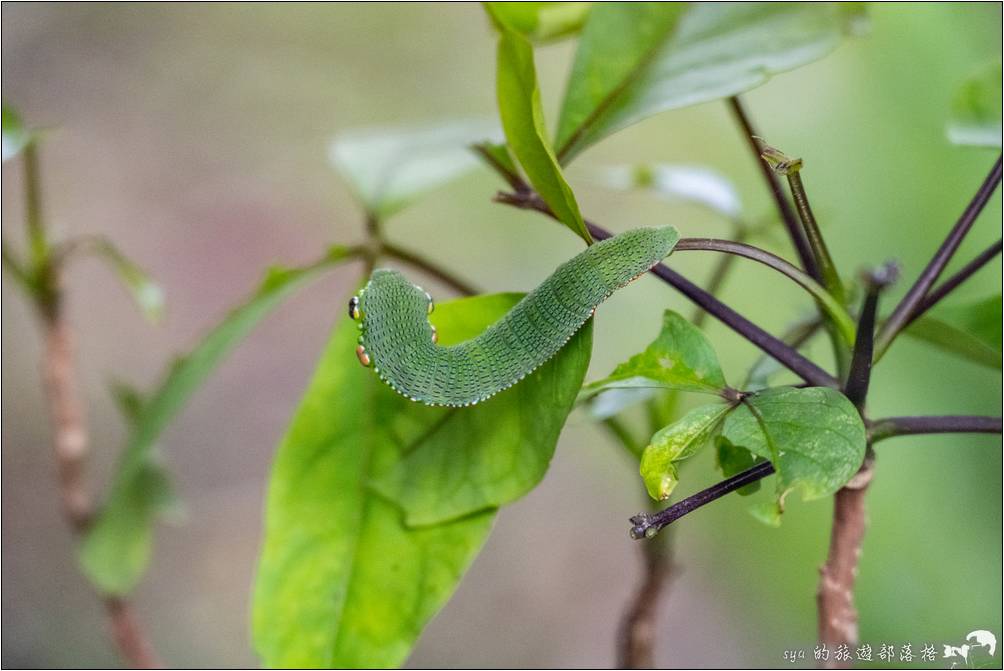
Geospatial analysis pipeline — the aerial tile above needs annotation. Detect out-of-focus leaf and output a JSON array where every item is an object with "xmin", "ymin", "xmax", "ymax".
[
  {"xmin": 255, "ymin": 292, "xmax": 587, "ymax": 667},
  {"xmin": 329, "ymin": 120, "xmax": 502, "ymax": 219},
  {"xmin": 2, "ymin": 102, "xmax": 31, "ymax": 162},
  {"xmin": 555, "ymin": 3, "xmax": 862, "ymax": 163},
  {"xmin": 485, "ymin": 2, "xmax": 591, "ymax": 42},
  {"xmin": 371, "ymin": 295, "xmax": 591, "ymax": 525},
  {"xmin": 946, "ymin": 61, "xmax": 1002, "ymax": 149},
  {"xmin": 595, "ymin": 163, "xmax": 743, "ymax": 220},
  {"xmin": 79, "ymin": 246, "xmax": 353, "ymax": 595},
  {"xmin": 905, "ymin": 295, "xmax": 1002, "ymax": 369},
  {"xmin": 721, "ymin": 387, "xmax": 865, "ymax": 513},
  {"xmin": 74, "ymin": 237, "xmax": 164, "ymax": 323},
  {"xmin": 585, "ymin": 309, "xmax": 727, "ymax": 397},
  {"xmin": 491, "ymin": 11, "xmax": 591, "ymax": 243},
  {"xmin": 582, "ymin": 386, "xmax": 657, "ymax": 421},
  {"xmin": 715, "ymin": 435, "xmax": 762, "ymax": 496},
  {"xmin": 640, "ymin": 402, "xmax": 732, "ymax": 500}
]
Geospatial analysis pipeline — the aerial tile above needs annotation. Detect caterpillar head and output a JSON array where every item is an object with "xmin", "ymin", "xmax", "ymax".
[{"xmin": 352, "ymin": 269, "xmax": 437, "ymax": 368}]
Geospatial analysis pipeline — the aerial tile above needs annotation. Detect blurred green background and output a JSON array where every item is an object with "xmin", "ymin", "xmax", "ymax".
[{"xmin": 2, "ymin": 3, "xmax": 1000, "ymax": 668}]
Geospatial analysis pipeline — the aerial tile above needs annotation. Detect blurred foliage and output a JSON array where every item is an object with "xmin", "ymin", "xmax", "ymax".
[{"xmin": 80, "ymin": 246, "xmax": 353, "ymax": 594}]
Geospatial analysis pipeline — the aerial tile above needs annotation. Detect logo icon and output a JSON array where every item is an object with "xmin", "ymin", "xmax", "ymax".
[{"xmin": 943, "ymin": 630, "xmax": 996, "ymax": 668}]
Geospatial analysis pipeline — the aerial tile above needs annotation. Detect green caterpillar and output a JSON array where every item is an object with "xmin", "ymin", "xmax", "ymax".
[{"xmin": 350, "ymin": 226, "xmax": 680, "ymax": 407}]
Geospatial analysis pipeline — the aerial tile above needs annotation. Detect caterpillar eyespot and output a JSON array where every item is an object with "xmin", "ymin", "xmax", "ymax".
[{"xmin": 355, "ymin": 226, "xmax": 680, "ymax": 407}]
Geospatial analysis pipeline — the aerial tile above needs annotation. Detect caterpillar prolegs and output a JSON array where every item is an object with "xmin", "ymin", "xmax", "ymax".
[{"xmin": 351, "ymin": 226, "xmax": 680, "ymax": 407}]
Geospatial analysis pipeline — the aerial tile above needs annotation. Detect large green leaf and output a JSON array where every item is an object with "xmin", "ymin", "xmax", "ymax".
[
  {"xmin": 946, "ymin": 61, "xmax": 1002, "ymax": 149},
  {"xmin": 255, "ymin": 292, "xmax": 588, "ymax": 667},
  {"xmin": 640, "ymin": 402, "xmax": 732, "ymax": 500},
  {"xmin": 329, "ymin": 120, "xmax": 502, "ymax": 219},
  {"xmin": 485, "ymin": 2, "xmax": 592, "ymax": 43},
  {"xmin": 905, "ymin": 295, "xmax": 1002, "ymax": 369},
  {"xmin": 2, "ymin": 102, "xmax": 31, "ymax": 162},
  {"xmin": 555, "ymin": 3, "xmax": 861, "ymax": 163},
  {"xmin": 491, "ymin": 10, "xmax": 591, "ymax": 243},
  {"xmin": 585, "ymin": 309, "xmax": 728, "ymax": 397},
  {"xmin": 79, "ymin": 246, "xmax": 352, "ymax": 595},
  {"xmin": 722, "ymin": 387, "xmax": 865, "ymax": 508},
  {"xmin": 371, "ymin": 296, "xmax": 591, "ymax": 525}
]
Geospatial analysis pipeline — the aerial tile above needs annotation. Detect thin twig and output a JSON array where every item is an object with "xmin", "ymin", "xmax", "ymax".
[
  {"xmin": 905, "ymin": 238, "xmax": 1002, "ymax": 327},
  {"xmin": 675, "ymin": 238, "xmax": 855, "ymax": 345},
  {"xmin": 493, "ymin": 190, "xmax": 838, "ymax": 388},
  {"xmin": 869, "ymin": 415, "xmax": 1002, "ymax": 443},
  {"xmin": 628, "ymin": 461, "xmax": 776, "ymax": 539},
  {"xmin": 382, "ymin": 241, "xmax": 480, "ymax": 296},
  {"xmin": 875, "ymin": 156, "xmax": 1002, "ymax": 358},
  {"xmin": 727, "ymin": 97, "xmax": 818, "ymax": 280}
]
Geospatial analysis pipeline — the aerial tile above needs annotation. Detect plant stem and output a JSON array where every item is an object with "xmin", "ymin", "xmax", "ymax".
[
  {"xmin": 628, "ymin": 461, "xmax": 776, "ymax": 539},
  {"xmin": 17, "ymin": 144, "xmax": 161, "ymax": 668},
  {"xmin": 843, "ymin": 265, "xmax": 898, "ymax": 408},
  {"xmin": 874, "ymin": 156, "xmax": 1002, "ymax": 359},
  {"xmin": 869, "ymin": 415, "xmax": 1002, "ymax": 443},
  {"xmin": 37, "ymin": 272, "xmax": 161, "ymax": 668},
  {"xmin": 382, "ymin": 241, "xmax": 480, "ymax": 296},
  {"xmin": 905, "ymin": 238, "xmax": 1002, "ymax": 327},
  {"xmin": 23, "ymin": 142, "xmax": 49, "ymax": 268},
  {"xmin": 675, "ymin": 238, "xmax": 856, "ymax": 345},
  {"xmin": 784, "ymin": 170, "xmax": 845, "ymax": 305},
  {"xmin": 618, "ymin": 516, "xmax": 674, "ymax": 668},
  {"xmin": 727, "ymin": 96, "xmax": 818, "ymax": 279},
  {"xmin": 817, "ymin": 454, "xmax": 874, "ymax": 662}
]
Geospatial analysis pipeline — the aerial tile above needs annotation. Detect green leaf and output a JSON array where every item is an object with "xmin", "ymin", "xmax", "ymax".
[
  {"xmin": 256, "ymin": 294, "xmax": 574, "ymax": 667},
  {"xmin": 585, "ymin": 309, "xmax": 728, "ymax": 397},
  {"xmin": 947, "ymin": 61, "xmax": 1002, "ymax": 149},
  {"xmin": 555, "ymin": 3, "xmax": 861, "ymax": 163},
  {"xmin": 371, "ymin": 296, "xmax": 591, "ymax": 525},
  {"xmin": 640, "ymin": 402, "xmax": 732, "ymax": 500},
  {"xmin": 79, "ymin": 237, "xmax": 165, "ymax": 323},
  {"xmin": 595, "ymin": 163, "xmax": 743, "ymax": 220},
  {"xmin": 485, "ymin": 2, "xmax": 592, "ymax": 43},
  {"xmin": 329, "ymin": 120, "xmax": 502, "ymax": 219},
  {"xmin": 905, "ymin": 295, "xmax": 1002, "ymax": 369},
  {"xmin": 721, "ymin": 387, "xmax": 866, "ymax": 510},
  {"xmin": 492, "ymin": 13, "xmax": 591, "ymax": 244},
  {"xmin": 715, "ymin": 435, "xmax": 762, "ymax": 496},
  {"xmin": 2, "ymin": 102, "xmax": 31, "ymax": 162},
  {"xmin": 79, "ymin": 246, "xmax": 352, "ymax": 595}
]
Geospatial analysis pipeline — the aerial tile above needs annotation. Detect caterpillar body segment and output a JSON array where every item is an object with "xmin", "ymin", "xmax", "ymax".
[{"xmin": 352, "ymin": 226, "xmax": 680, "ymax": 406}]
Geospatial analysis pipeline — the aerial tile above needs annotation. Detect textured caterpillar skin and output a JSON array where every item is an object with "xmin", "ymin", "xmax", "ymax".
[{"xmin": 354, "ymin": 226, "xmax": 680, "ymax": 407}]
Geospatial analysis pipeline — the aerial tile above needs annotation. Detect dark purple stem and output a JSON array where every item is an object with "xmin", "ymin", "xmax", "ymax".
[
  {"xmin": 629, "ymin": 461, "xmax": 776, "ymax": 539},
  {"xmin": 876, "ymin": 156, "xmax": 1002, "ymax": 356},
  {"xmin": 843, "ymin": 265, "xmax": 898, "ymax": 407},
  {"xmin": 906, "ymin": 238, "xmax": 1002, "ymax": 327},
  {"xmin": 869, "ymin": 415, "xmax": 1002, "ymax": 443}
]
